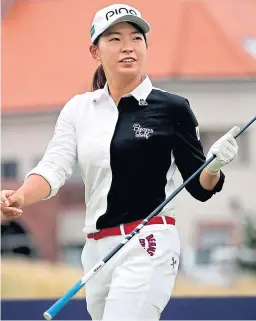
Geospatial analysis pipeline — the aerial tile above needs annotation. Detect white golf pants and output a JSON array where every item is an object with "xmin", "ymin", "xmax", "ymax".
[{"xmin": 81, "ymin": 222, "xmax": 180, "ymax": 321}]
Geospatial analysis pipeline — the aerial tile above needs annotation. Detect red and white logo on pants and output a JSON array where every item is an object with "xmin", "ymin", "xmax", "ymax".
[{"xmin": 139, "ymin": 234, "xmax": 156, "ymax": 256}]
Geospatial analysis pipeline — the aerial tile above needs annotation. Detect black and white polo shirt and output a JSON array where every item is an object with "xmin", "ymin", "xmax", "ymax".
[{"xmin": 26, "ymin": 74, "xmax": 225, "ymax": 234}]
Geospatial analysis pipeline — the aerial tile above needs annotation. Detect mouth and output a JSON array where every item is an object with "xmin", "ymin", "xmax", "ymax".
[{"xmin": 119, "ymin": 57, "xmax": 136, "ymax": 63}]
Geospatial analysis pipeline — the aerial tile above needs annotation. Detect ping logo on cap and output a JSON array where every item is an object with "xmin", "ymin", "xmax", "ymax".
[
  {"xmin": 105, "ymin": 7, "xmax": 138, "ymax": 21},
  {"xmin": 90, "ymin": 4, "xmax": 150, "ymax": 44}
]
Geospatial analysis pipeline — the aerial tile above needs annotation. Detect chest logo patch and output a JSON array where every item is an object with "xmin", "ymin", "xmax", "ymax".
[{"xmin": 133, "ymin": 123, "xmax": 154, "ymax": 139}]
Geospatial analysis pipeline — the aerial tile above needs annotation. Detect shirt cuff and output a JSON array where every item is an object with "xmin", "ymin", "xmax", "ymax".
[
  {"xmin": 187, "ymin": 169, "xmax": 225, "ymax": 202},
  {"xmin": 24, "ymin": 167, "xmax": 59, "ymax": 200},
  {"xmin": 197, "ymin": 170, "xmax": 225, "ymax": 201},
  {"xmin": 211, "ymin": 170, "xmax": 225, "ymax": 193}
]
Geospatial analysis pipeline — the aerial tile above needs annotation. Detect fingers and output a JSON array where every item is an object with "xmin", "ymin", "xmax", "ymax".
[
  {"xmin": 221, "ymin": 146, "xmax": 237, "ymax": 162},
  {"xmin": 8, "ymin": 194, "xmax": 19, "ymax": 206},
  {"xmin": 206, "ymin": 125, "xmax": 240, "ymax": 173},
  {"xmin": 225, "ymin": 129, "xmax": 239, "ymax": 149},
  {"xmin": 218, "ymin": 126, "xmax": 239, "ymax": 153},
  {"xmin": 0, "ymin": 190, "xmax": 15, "ymax": 206},
  {"xmin": 224, "ymin": 132, "xmax": 239, "ymax": 154},
  {"xmin": 1, "ymin": 209, "xmax": 22, "ymax": 220},
  {"xmin": 209, "ymin": 136, "xmax": 238, "ymax": 165},
  {"xmin": 1, "ymin": 203, "xmax": 23, "ymax": 215},
  {"xmin": 228, "ymin": 137, "xmax": 238, "ymax": 149},
  {"xmin": 1, "ymin": 190, "xmax": 23, "ymax": 208},
  {"xmin": 215, "ymin": 140, "xmax": 238, "ymax": 163},
  {"xmin": 228, "ymin": 126, "xmax": 240, "ymax": 138},
  {"xmin": 1, "ymin": 190, "xmax": 23, "ymax": 220},
  {"xmin": 225, "ymin": 140, "xmax": 238, "ymax": 155}
]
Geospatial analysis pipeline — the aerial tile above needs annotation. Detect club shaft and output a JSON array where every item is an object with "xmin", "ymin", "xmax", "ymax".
[{"xmin": 234, "ymin": 116, "xmax": 256, "ymax": 138}]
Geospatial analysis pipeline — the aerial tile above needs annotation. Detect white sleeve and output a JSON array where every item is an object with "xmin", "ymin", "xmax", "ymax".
[{"xmin": 25, "ymin": 95, "xmax": 78, "ymax": 199}]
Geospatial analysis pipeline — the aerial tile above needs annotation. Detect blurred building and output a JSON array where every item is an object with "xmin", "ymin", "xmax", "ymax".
[{"xmin": 1, "ymin": 0, "xmax": 256, "ymax": 273}]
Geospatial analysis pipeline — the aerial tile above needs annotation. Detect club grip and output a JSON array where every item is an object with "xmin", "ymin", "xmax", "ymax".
[{"xmin": 43, "ymin": 279, "xmax": 85, "ymax": 320}]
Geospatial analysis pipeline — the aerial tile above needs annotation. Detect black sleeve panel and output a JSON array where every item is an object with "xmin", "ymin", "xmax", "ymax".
[{"xmin": 173, "ymin": 98, "xmax": 225, "ymax": 202}]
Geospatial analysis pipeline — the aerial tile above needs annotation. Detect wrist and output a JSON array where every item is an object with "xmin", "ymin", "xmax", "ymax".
[
  {"xmin": 205, "ymin": 155, "xmax": 222, "ymax": 174},
  {"xmin": 14, "ymin": 189, "xmax": 25, "ymax": 206},
  {"xmin": 204, "ymin": 167, "xmax": 220, "ymax": 176}
]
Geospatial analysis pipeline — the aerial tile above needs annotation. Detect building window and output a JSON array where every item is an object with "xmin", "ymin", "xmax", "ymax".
[
  {"xmin": 200, "ymin": 130, "xmax": 249, "ymax": 165},
  {"xmin": 1, "ymin": 161, "xmax": 18, "ymax": 179}
]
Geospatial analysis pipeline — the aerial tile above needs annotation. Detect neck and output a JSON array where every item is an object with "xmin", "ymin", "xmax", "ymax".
[{"xmin": 106, "ymin": 74, "xmax": 142, "ymax": 105}]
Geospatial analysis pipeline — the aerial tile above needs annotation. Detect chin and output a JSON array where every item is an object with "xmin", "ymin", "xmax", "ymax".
[{"xmin": 118, "ymin": 67, "xmax": 140, "ymax": 78}]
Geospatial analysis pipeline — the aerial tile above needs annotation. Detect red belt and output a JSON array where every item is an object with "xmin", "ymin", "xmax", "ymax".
[{"xmin": 87, "ymin": 216, "xmax": 175, "ymax": 241}]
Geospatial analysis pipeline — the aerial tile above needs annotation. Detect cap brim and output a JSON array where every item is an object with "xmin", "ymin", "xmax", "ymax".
[
  {"xmin": 91, "ymin": 15, "xmax": 150, "ymax": 44},
  {"xmin": 110, "ymin": 15, "xmax": 150, "ymax": 34}
]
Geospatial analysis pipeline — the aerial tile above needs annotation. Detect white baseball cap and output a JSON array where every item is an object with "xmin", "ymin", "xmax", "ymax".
[{"xmin": 90, "ymin": 4, "xmax": 150, "ymax": 44}]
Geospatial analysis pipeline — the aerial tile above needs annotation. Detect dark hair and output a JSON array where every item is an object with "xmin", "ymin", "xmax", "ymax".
[
  {"xmin": 91, "ymin": 22, "xmax": 147, "ymax": 91},
  {"xmin": 92, "ymin": 64, "xmax": 107, "ymax": 92}
]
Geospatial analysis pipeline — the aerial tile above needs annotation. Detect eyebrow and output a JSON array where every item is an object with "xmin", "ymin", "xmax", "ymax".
[{"xmin": 104, "ymin": 31, "xmax": 142, "ymax": 37}]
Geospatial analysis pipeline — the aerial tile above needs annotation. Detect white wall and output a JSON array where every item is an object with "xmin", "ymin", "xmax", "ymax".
[
  {"xmin": 155, "ymin": 79, "xmax": 256, "ymax": 126},
  {"xmin": 1, "ymin": 111, "xmax": 59, "ymax": 179}
]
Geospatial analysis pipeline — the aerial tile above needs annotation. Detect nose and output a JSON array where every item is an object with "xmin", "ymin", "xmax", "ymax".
[{"xmin": 121, "ymin": 47, "xmax": 134, "ymax": 53}]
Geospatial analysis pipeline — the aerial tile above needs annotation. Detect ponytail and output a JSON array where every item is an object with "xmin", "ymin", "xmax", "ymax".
[{"xmin": 92, "ymin": 64, "xmax": 106, "ymax": 91}]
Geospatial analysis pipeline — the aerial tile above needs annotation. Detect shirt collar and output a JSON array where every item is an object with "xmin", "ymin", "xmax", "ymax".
[{"xmin": 94, "ymin": 73, "xmax": 152, "ymax": 104}]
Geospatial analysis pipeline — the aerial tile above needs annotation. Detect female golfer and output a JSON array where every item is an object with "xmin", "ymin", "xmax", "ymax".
[{"xmin": 1, "ymin": 4, "xmax": 239, "ymax": 321}]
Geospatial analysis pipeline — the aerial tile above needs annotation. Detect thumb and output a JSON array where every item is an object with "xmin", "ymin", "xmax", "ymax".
[
  {"xmin": 1, "ymin": 190, "xmax": 15, "ymax": 206},
  {"xmin": 228, "ymin": 126, "xmax": 240, "ymax": 138},
  {"xmin": 7, "ymin": 194, "xmax": 19, "ymax": 206}
]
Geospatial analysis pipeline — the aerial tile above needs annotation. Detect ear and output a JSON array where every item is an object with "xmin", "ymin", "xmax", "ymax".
[{"xmin": 89, "ymin": 44, "xmax": 101, "ymax": 62}]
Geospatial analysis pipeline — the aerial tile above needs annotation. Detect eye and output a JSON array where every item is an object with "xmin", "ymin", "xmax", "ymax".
[
  {"xmin": 134, "ymin": 36, "xmax": 143, "ymax": 41},
  {"xmin": 109, "ymin": 37, "xmax": 120, "ymax": 42}
]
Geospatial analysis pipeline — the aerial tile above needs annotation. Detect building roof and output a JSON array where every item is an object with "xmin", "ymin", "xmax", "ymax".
[{"xmin": 2, "ymin": 0, "xmax": 256, "ymax": 112}]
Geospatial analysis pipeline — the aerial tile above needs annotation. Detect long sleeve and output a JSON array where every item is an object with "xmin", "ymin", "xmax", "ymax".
[
  {"xmin": 25, "ymin": 96, "xmax": 78, "ymax": 199},
  {"xmin": 173, "ymin": 98, "xmax": 225, "ymax": 202}
]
